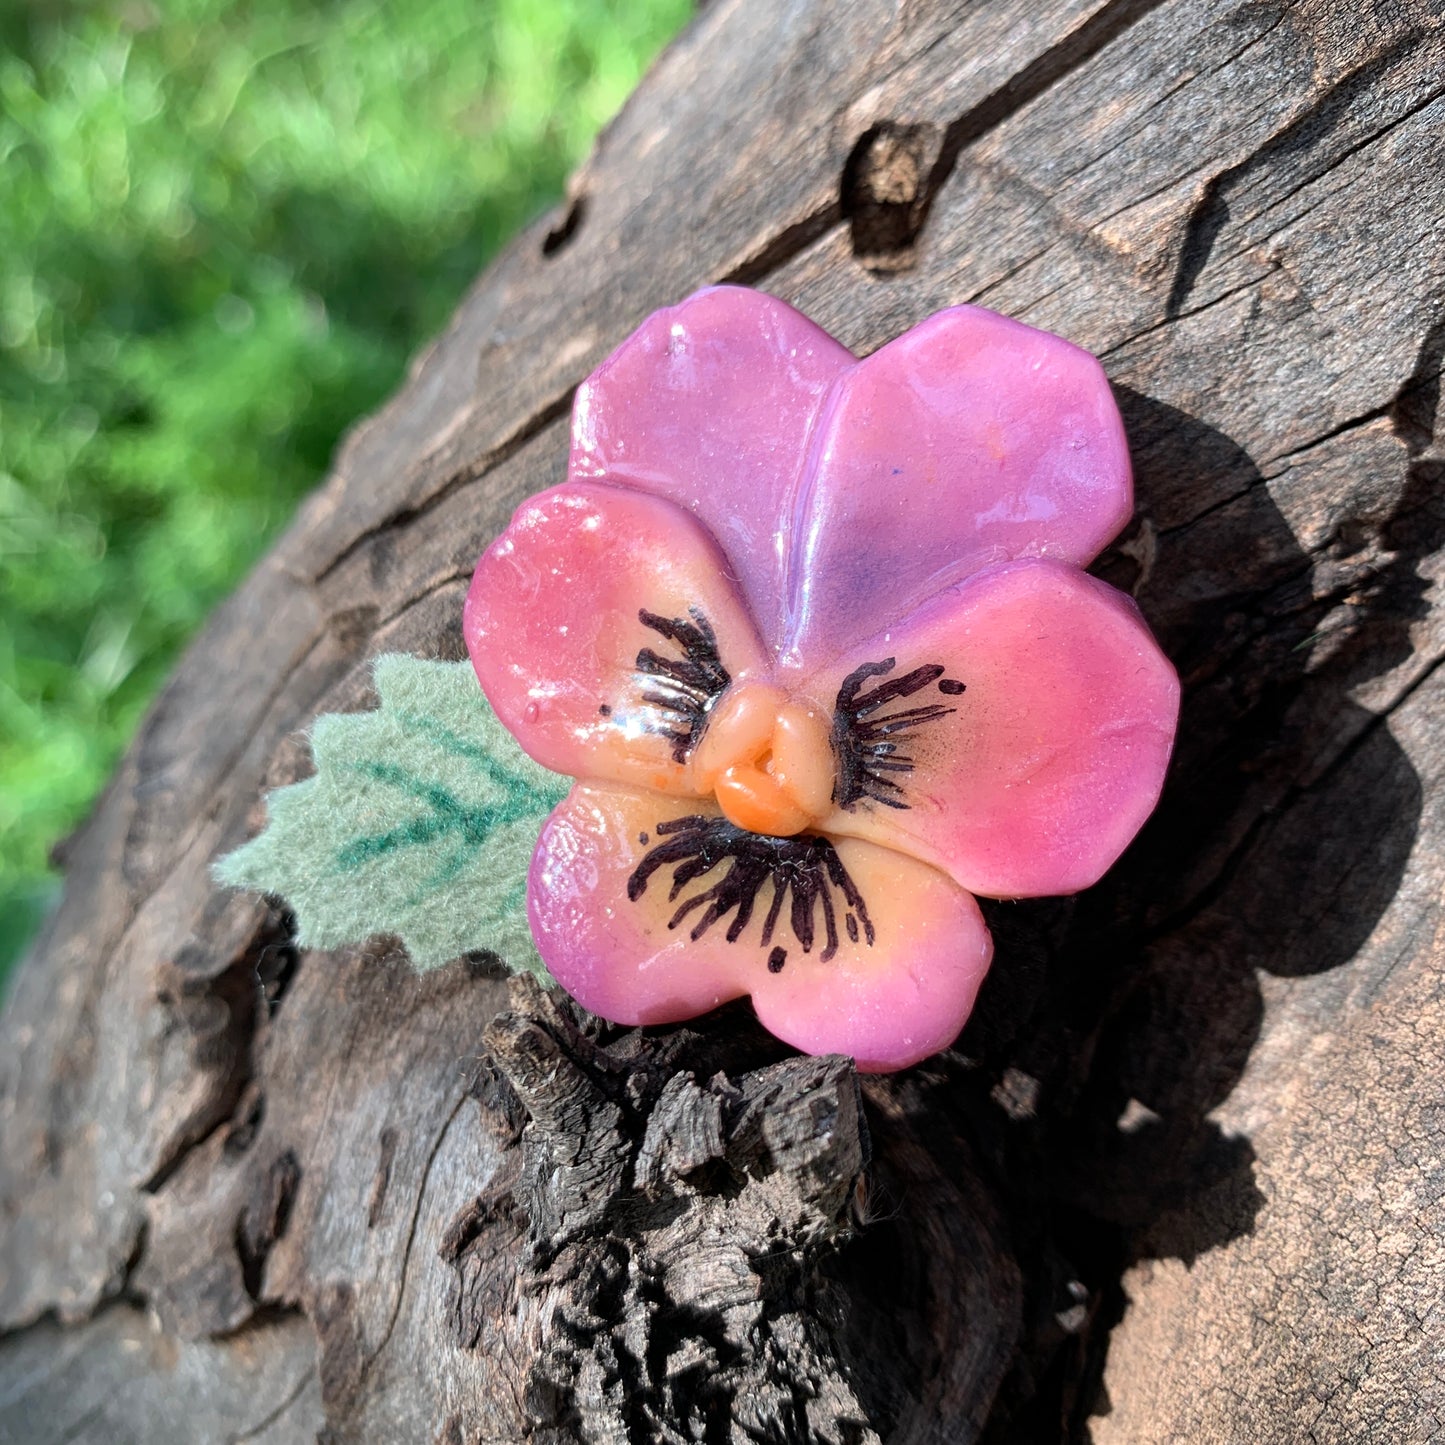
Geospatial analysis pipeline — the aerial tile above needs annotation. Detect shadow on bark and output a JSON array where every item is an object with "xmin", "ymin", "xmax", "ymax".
[
  {"xmin": 965, "ymin": 389, "xmax": 1434, "ymax": 1441},
  {"xmin": 473, "ymin": 390, "xmax": 1435, "ymax": 1444}
]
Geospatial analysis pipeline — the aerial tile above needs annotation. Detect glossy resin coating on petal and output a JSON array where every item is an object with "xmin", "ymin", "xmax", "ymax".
[
  {"xmin": 465, "ymin": 482, "xmax": 768, "ymax": 793},
  {"xmin": 529, "ymin": 784, "xmax": 993, "ymax": 1072},
  {"xmin": 569, "ymin": 286, "xmax": 854, "ymax": 651},
  {"xmin": 785, "ymin": 306, "xmax": 1132, "ymax": 665},
  {"xmin": 818, "ymin": 558, "xmax": 1179, "ymax": 897},
  {"xmin": 465, "ymin": 287, "xmax": 1178, "ymax": 1073}
]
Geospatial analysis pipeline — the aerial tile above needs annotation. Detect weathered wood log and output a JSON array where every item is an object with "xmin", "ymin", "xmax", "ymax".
[{"xmin": 2, "ymin": 0, "xmax": 1443, "ymax": 1439}]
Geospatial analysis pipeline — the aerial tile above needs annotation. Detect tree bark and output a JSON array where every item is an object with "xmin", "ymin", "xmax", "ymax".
[{"xmin": 3, "ymin": 1, "xmax": 1443, "ymax": 1440}]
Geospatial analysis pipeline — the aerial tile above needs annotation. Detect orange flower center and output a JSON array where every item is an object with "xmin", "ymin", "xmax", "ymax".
[{"xmin": 687, "ymin": 682, "xmax": 834, "ymax": 836}]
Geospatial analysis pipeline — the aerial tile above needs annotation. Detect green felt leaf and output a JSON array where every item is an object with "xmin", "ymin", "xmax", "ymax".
[{"xmin": 215, "ymin": 653, "xmax": 570, "ymax": 977}]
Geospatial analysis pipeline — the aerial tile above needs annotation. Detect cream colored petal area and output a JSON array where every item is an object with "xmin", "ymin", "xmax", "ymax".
[{"xmin": 528, "ymin": 784, "xmax": 993, "ymax": 1072}]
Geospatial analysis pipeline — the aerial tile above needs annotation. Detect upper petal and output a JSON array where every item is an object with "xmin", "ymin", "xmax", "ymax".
[
  {"xmin": 569, "ymin": 286, "xmax": 855, "ymax": 651},
  {"xmin": 784, "ymin": 305, "xmax": 1133, "ymax": 665},
  {"xmin": 529, "ymin": 783, "xmax": 993, "ymax": 1073},
  {"xmin": 816, "ymin": 559, "xmax": 1179, "ymax": 898},
  {"xmin": 465, "ymin": 482, "xmax": 768, "ymax": 792}
]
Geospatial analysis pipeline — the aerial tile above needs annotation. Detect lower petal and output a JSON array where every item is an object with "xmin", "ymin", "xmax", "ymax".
[{"xmin": 528, "ymin": 784, "xmax": 993, "ymax": 1072}]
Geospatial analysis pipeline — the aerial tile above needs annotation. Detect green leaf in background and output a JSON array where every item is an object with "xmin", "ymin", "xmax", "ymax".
[{"xmin": 215, "ymin": 654, "xmax": 569, "ymax": 978}]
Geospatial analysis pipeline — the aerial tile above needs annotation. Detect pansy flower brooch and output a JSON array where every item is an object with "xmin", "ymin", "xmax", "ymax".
[{"xmin": 464, "ymin": 287, "xmax": 1178, "ymax": 1071}]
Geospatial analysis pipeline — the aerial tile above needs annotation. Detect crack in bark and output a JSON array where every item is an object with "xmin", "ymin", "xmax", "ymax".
[
  {"xmin": 229, "ymin": 1367, "xmax": 316, "ymax": 1442},
  {"xmin": 718, "ymin": 201, "xmax": 843, "ymax": 287},
  {"xmin": 1207, "ymin": 79, "xmax": 1445, "ymax": 277},
  {"xmin": 356, "ymin": 1089, "xmax": 470, "ymax": 1383},
  {"xmin": 1166, "ymin": 33, "xmax": 1432, "ymax": 318},
  {"xmin": 313, "ymin": 387, "xmax": 575, "ymax": 588}
]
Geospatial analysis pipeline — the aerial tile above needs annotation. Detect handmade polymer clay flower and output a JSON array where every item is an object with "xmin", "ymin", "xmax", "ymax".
[{"xmin": 465, "ymin": 287, "xmax": 1178, "ymax": 1072}]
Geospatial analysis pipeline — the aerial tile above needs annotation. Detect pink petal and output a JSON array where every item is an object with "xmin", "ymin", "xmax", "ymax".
[
  {"xmin": 465, "ymin": 483, "xmax": 768, "ymax": 791},
  {"xmin": 816, "ymin": 559, "xmax": 1179, "ymax": 898},
  {"xmin": 569, "ymin": 286, "xmax": 855, "ymax": 651},
  {"xmin": 529, "ymin": 785, "xmax": 993, "ymax": 1073},
  {"xmin": 784, "ymin": 305, "xmax": 1133, "ymax": 665}
]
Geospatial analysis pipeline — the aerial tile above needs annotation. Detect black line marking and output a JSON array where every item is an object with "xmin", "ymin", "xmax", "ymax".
[
  {"xmin": 634, "ymin": 608, "xmax": 730, "ymax": 763},
  {"xmin": 832, "ymin": 657, "xmax": 959, "ymax": 810},
  {"xmin": 628, "ymin": 816, "xmax": 874, "ymax": 963}
]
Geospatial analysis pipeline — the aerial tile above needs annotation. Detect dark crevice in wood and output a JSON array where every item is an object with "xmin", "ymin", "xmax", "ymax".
[
  {"xmin": 236, "ymin": 1151, "xmax": 302, "ymax": 1302},
  {"xmin": 934, "ymin": 0, "xmax": 1170, "ymax": 168},
  {"xmin": 1151, "ymin": 398, "xmax": 1388, "ymax": 543},
  {"xmin": 229, "ymin": 1366, "xmax": 316, "ymax": 1440},
  {"xmin": 542, "ymin": 192, "xmax": 588, "ymax": 257},
  {"xmin": 355, "ymin": 1090, "xmax": 470, "ymax": 1383},
  {"xmin": 365, "ymin": 1127, "xmax": 399, "ymax": 1229},
  {"xmin": 841, "ymin": 122, "xmax": 942, "ymax": 272},
  {"xmin": 965, "ymin": 233, "xmax": 1063, "ymax": 309},
  {"xmin": 1208, "ymin": 77, "xmax": 1445, "ymax": 279},
  {"xmin": 110, "ymin": 1218, "xmax": 149, "ymax": 1310},
  {"xmin": 214, "ymin": 1299, "xmax": 309, "ymax": 1345},
  {"xmin": 1312, "ymin": 645, "xmax": 1445, "ymax": 781},
  {"xmin": 251, "ymin": 908, "xmax": 301, "ymax": 1018},
  {"xmin": 373, "ymin": 570, "xmax": 470, "ymax": 633},
  {"xmin": 1198, "ymin": 1, "xmax": 1291, "ymax": 81},
  {"xmin": 857, "ymin": 0, "xmax": 1171, "ymax": 276},
  {"xmin": 717, "ymin": 201, "xmax": 842, "ymax": 288},
  {"xmin": 223, "ymin": 1089, "xmax": 266, "ymax": 1158},
  {"xmin": 312, "ymin": 387, "xmax": 575, "ymax": 587},
  {"xmin": 1260, "ymin": 401, "xmax": 1394, "ymax": 471},
  {"xmin": 140, "ymin": 905, "xmax": 296, "ymax": 1197},
  {"xmin": 1100, "ymin": 269, "xmax": 1271, "ymax": 362}
]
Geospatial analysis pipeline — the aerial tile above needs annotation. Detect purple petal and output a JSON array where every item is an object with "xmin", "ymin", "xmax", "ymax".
[
  {"xmin": 783, "ymin": 305, "xmax": 1132, "ymax": 666},
  {"xmin": 569, "ymin": 286, "xmax": 854, "ymax": 651}
]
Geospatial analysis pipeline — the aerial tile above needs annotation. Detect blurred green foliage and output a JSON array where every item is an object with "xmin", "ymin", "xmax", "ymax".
[{"xmin": 0, "ymin": 0, "xmax": 690, "ymax": 981}]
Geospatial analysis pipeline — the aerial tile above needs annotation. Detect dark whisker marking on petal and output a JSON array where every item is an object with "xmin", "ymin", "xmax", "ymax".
[
  {"xmin": 860, "ymin": 702, "xmax": 957, "ymax": 730},
  {"xmin": 632, "ymin": 607, "xmax": 732, "ymax": 763},
  {"xmin": 789, "ymin": 864, "xmax": 816, "ymax": 954},
  {"xmin": 818, "ymin": 881, "xmax": 839, "ymax": 963},
  {"xmin": 831, "ymin": 656, "xmax": 961, "ymax": 811},
  {"xmin": 627, "ymin": 816, "xmax": 874, "ymax": 962},
  {"xmin": 849, "ymin": 662, "xmax": 946, "ymax": 717},
  {"xmin": 761, "ymin": 874, "xmax": 787, "ymax": 946},
  {"xmin": 826, "ymin": 846, "xmax": 877, "ymax": 945}
]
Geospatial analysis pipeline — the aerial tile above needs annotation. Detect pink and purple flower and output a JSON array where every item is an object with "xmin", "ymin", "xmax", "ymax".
[{"xmin": 465, "ymin": 287, "xmax": 1178, "ymax": 1072}]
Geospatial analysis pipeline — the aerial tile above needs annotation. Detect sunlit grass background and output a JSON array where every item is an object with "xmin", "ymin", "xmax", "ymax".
[{"xmin": 0, "ymin": 0, "xmax": 691, "ymax": 982}]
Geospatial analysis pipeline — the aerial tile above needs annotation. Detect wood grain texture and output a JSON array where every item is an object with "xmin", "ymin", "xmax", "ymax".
[{"xmin": 2, "ymin": 0, "xmax": 1442, "ymax": 1439}]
